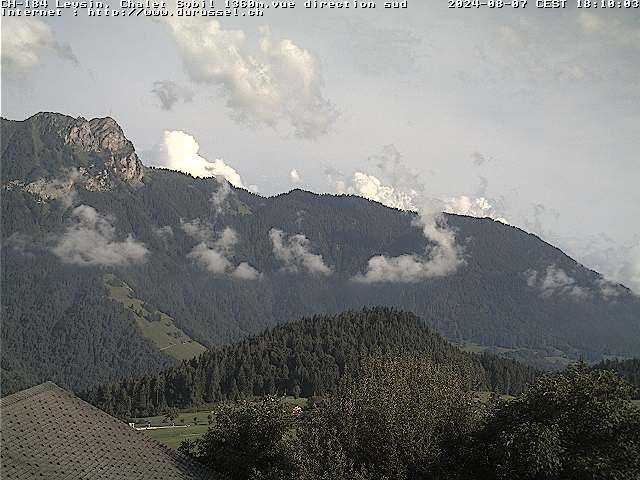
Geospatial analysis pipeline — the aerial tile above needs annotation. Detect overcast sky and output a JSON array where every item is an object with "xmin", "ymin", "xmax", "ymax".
[{"xmin": 1, "ymin": 5, "xmax": 639, "ymax": 290}]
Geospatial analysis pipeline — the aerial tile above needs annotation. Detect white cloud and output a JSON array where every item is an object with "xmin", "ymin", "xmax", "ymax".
[
  {"xmin": 290, "ymin": 169, "xmax": 302, "ymax": 184},
  {"xmin": 52, "ymin": 205, "xmax": 148, "ymax": 266},
  {"xmin": 332, "ymin": 145, "xmax": 465, "ymax": 284},
  {"xmin": 232, "ymin": 262, "xmax": 261, "ymax": 280},
  {"xmin": 163, "ymin": 19, "xmax": 337, "ymax": 139},
  {"xmin": 354, "ymin": 212, "xmax": 465, "ymax": 284},
  {"xmin": 188, "ymin": 242, "xmax": 232, "ymax": 274},
  {"xmin": 329, "ymin": 146, "xmax": 420, "ymax": 211},
  {"xmin": 269, "ymin": 228, "xmax": 332, "ymax": 275},
  {"xmin": 149, "ymin": 130, "xmax": 245, "ymax": 187},
  {"xmin": 525, "ymin": 265, "xmax": 589, "ymax": 299},
  {"xmin": 443, "ymin": 196, "xmax": 509, "ymax": 224},
  {"xmin": 349, "ymin": 172, "xmax": 417, "ymax": 211},
  {"xmin": 151, "ymin": 80, "xmax": 194, "ymax": 110},
  {"xmin": 1, "ymin": 18, "xmax": 77, "ymax": 75},
  {"xmin": 183, "ymin": 222, "xmax": 260, "ymax": 279}
]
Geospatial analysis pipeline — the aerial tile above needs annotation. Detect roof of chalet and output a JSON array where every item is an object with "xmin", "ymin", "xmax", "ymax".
[{"xmin": 0, "ymin": 382, "xmax": 213, "ymax": 479}]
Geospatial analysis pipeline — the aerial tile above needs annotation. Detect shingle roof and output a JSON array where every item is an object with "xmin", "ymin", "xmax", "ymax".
[{"xmin": 0, "ymin": 382, "xmax": 214, "ymax": 479}]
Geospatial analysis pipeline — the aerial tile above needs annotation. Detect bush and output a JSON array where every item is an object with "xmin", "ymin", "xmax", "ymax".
[{"xmin": 180, "ymin": 398, "xmax": 301, "ymax": 480}]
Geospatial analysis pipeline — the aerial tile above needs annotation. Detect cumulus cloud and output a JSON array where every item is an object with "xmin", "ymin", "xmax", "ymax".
[
  {"xmin": 148, "ymin": 130, "xmax": 245, "ymax": 187},
  {"xmin": 290, "ymin": 169, "xmax": 302, "ymax": 184},
  {"xmin": 269, "ymin": 228, "xmax": 332, "ymax": 275},
  {"xmin": 151, "ymin": 80, "xmax": 194, "ymax": 110},
  {"xmin": 183, "ymin": 221, "xmax": 260, "ymax": 279},
  {"xmin": 443, "ymin": 196, "xmax": 509, "ymax": 224},
  {"xmin": 163, "ymin": 19, "xmax": 337, "ymax": 139},
  {"xmin": 52, "ymin": 205, "xmax": 148, "ymax": 266},
  {"xmin": 330, "ymin": 146, "xmax": 420, "ymax": 211},
  {"xmin": 1, "ymin": 18, "xmax": 77, "ymax": 75},
  {"xmin": 525, "ymin": 265, "xmax": 589, "ymax": 299},
  {"xmin": 349, "ymin": 172, "xmax": 418, "ymax": 211}
]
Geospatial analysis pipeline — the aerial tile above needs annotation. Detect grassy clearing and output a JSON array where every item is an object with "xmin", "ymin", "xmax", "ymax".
[
  {"xmin": 135, "ymin": 411, "xmax": 213, "ymax": 449},
  {"xmin": 137, "ymin": 398, "xmax": 307, "ymax": 449},
  {"xmin": 104, "ymin": 274, "xmax": 206, "ymax": 361}
]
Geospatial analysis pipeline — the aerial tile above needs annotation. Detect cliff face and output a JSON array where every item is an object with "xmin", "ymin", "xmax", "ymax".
[{"xmin": 65, "ymin": 116, "xmax": 144, "ymax": 184}]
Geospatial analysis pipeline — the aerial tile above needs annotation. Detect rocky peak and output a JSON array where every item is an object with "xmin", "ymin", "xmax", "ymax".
[{"xmin": 64, "ymin": 116, "xmax": 144, "ymax": 183}]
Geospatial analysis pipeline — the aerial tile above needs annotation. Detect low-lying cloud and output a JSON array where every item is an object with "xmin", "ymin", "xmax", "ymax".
[
  {"xmin": 183, "ymin": 221, "xmax": 260, "ymax": 279},
  {"xmin": 354, "ymin": 211, "xmax": 465, "ymax": 284},
  {"xmin": 163, "ymin": 18, "xmax": 337, "ymax": 139},
  {"xmin": 525, "ymin": 265, "xmax": 589, "ymax": 299},
  {"xmin": 328, "ymin": 146, "xmax": 466, "ymax": 283},
  {"xmin": 52, "ymin": 205, "xmax": 148, "ymax": 267},
  {"xmin": 269, "ymin": 229, "xmax": 332, "ymax": 275}
]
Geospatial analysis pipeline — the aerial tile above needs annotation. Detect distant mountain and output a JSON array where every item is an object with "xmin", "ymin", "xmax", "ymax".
[
  {"xmin": 82, "ymin": 307, "xmax": 539, "ymax": 418},
  {"xmin": 2, "ymin": 112, "xmax": 639, "ymax": 394}
]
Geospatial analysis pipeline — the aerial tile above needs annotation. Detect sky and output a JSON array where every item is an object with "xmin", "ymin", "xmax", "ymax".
[{"xmin": 1, "ymin": 5, "xmax": 639, "ymax": 291}]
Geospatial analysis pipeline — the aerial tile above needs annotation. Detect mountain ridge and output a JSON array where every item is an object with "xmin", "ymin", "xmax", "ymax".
[{"xmin": 2, "ymin": 112, "xmax": 639, "ymax": 394}]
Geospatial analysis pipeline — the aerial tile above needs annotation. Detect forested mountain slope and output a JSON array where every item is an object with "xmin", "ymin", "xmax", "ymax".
[
  {"xmin": 2, "ymin": 112, "xmax": 639, "ymax": 393},
  {"xmin": 82, "ymin": 308, "xmax": 538, "ymax": 418}
]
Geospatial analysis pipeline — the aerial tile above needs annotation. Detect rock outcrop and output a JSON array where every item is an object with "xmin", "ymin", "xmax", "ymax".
[{"xmin": 65, "ymin": 116, "xmax": 144, "ymax": 184}]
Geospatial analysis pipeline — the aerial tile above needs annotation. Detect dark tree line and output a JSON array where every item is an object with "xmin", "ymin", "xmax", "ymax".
[{"xmin": 82, "ymin": 308, "xmax": 538, "ymax": 418}]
